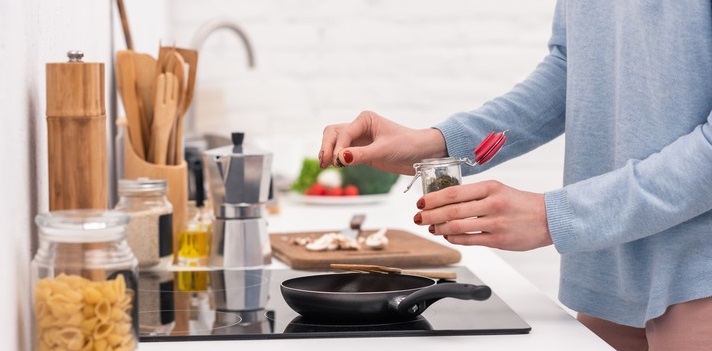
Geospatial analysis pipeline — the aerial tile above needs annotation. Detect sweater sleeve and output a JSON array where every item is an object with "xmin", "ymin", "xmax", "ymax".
[
  {"xmin": 547, "ymin": 116, "xmax": 712, "ymax": 253},
  {"xmin": 434, "ymin": 1, "xmax": 568, "ymax": 176}
]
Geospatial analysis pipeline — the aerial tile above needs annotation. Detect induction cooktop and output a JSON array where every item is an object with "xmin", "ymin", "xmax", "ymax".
[{"xmin": 137, "ymin": 266, "xmax": 531, "ymax": 342}]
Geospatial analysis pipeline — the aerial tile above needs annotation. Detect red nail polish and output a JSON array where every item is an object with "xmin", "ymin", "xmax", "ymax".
[
  {"xmin": 343, "ymin": 151, "xmax": 353, "ymax": 164},
  {"xmin": 416, "ymin": 198, "xmax": 425, "ymax": 209},
  {"xmin": 318, "ymin": 150, "xmax": 324, "ymax": 164},
  {"xmin": 413, "ymin": 213, "xmax": 422, "ymax": 225},
  {"xmin": 428, "ymin": 225, "xmax": 435, "ymax": 234}
]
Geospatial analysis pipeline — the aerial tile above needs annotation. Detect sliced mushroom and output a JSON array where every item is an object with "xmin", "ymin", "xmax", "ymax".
[
  {"xmin": 305, "ymin": 232, "xmax": 360, "ymax": 251},
  {"xmin": 364, "ymin": 228, "xmax": 389, "ymax": 250}
]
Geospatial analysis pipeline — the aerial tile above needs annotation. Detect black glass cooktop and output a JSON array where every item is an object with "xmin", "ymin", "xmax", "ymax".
[{"xmin": 137, "ymin": 266, "xmax": 530, "ymax": 342}]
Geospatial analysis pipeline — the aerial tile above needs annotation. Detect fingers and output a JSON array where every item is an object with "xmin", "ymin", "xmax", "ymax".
[
  {"xmin": 426, "ymin": 216, "xmax": 494, "ymax": 237},
  {"xmin": 413, "ymin": 182, "xmax": 551, "ymax": 251},
  {"xmin": 319, "ymin": 110, "xmax": 380, "ymax": 168},
  {"xmin": 417, "ymin": 180, "xmax": 504, "ymax": 224},
  {"xmin": 442, "ymin": 233, "xmax": 513, "ymax": 250},
  {"xmin": 319, "ymin": 123, "xmax": 348, "ymax": 168}
]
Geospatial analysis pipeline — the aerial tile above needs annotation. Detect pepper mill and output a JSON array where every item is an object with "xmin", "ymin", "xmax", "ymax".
[{"xmin": 46, "ymin": 50, "xmax": 107, "ymax": 210}]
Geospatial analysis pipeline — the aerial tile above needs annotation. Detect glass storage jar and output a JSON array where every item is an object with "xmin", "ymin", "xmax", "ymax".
[
  {"xmin": 402, "ymin": 131, "xmax": 508, "ymax": 194},
  {"xmin": 31, "ymin": 209, "xmax": 138, "ymax": 351},
  {"xmin": 114, "ymin": 178, "xmax": 173, "ymax": 270},
  {"xmin": 409, "ymin": 157, "xmax": 465, "ymax": 194}
]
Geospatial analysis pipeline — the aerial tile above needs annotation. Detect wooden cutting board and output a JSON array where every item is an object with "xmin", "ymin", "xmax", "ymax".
[{"xmin": 270, "ymin": 228, "xmax": 461, "ymax": 270}]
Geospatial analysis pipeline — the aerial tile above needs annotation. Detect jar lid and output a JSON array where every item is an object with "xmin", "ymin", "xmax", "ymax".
[
  {"xmin": 415, "ymin": 157, "xmax": 464, "ymax": 168},
  {"xmin": 118, "ymin": 177, "xmax": 167, "ymax": 193},
  {"xmin": 35, "ymin": 210, "xmax": 129, "ymax": 243}
]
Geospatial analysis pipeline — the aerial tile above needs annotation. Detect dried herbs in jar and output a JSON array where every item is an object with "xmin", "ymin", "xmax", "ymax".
[{"xmin": 425, "ymin": 174, "xmax": 461, "ymax": 193}]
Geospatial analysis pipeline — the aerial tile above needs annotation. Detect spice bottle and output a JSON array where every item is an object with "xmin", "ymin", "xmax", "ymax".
[
  {"xmin": 114, "ymin": 178, "xmax": 173, "ymax": 270},
  {"xmin": 31, "ymin": 210, "xmax": 138, "ymax": 351}
]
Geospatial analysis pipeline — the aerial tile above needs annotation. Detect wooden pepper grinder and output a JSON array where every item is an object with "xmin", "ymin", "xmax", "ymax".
[{"xmin": 46, "ymin": 50, "xmax": 107, "ymax": 210}]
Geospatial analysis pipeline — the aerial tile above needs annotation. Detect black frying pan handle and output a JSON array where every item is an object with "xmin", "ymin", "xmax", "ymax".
[{"xmin": 394, "ymin": 283, "xmax": 492, "ymax": 316}]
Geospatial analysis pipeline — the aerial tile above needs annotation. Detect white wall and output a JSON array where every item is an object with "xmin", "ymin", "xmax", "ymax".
[
  {"xmin": 123, "ymin": 0, "xmax": 560, "ymax": 181},
  {"xmin": 0, "ymin": 1, "xmax": 114, "ymax": 350},
  {"xmin": 1, "ymin": 2, "xmax": 564, "ymax": 350}
]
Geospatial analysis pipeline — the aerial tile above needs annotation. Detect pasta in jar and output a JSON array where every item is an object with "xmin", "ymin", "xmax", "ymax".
[
  {"xmin": 31, "ymin": 210, "xmax": 138, "ymax": 351},
  {"xmin": 33, "ymin": 274, "xmax": 136, "ymax": 351}
]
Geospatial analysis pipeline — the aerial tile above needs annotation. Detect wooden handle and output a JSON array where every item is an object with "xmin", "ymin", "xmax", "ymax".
[
  {"xmin": 115, "ymin": 0, "xmax": 133, "ymax": 50},
  {"xmin": 46, "ymin": 60, "xmax": 107, "ymax": 210},
  {"xmin": 330, "ymin": 263, "xmax": 457, "ymax": 280},
  {"xmin": 400, "ymin": 270, "xmax": 457, "ymax": 280}
]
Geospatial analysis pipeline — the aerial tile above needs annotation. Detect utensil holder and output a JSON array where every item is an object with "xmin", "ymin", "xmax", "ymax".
[{"xmin": 122, "ymin": 124, "xmax": 188, "ymax": 259}]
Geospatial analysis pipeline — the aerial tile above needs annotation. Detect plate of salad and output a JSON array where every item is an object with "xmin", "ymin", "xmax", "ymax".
[{"xmin": 289, "ymin": 158, "xmax": 400, "ymax": 205}]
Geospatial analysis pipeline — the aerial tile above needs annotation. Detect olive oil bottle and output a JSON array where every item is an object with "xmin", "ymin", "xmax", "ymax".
[{"xmin": 177, "ymin": 203, "xmax": 212, "ymax": 266}]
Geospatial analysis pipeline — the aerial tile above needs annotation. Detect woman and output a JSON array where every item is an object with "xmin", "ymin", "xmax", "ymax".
[{"xmin": 318, "ymin": 2, "xmax": 712, "ymax": 350}]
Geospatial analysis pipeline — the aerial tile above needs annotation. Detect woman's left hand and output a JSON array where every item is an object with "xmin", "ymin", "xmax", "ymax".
[{"xmin": 413, "ymin": 180, "xmax": 553, "ymax": 251}]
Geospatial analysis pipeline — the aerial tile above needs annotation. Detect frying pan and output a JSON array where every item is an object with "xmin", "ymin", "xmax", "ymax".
[{"xmin": 280, "ymin": 273, "xmax": 491, "ymax": 320}]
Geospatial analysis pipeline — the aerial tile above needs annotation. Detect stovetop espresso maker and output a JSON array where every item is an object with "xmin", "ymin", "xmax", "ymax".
[{"xmin": 203, "ymin": 132, "xmax": 273, "ymax": 311}]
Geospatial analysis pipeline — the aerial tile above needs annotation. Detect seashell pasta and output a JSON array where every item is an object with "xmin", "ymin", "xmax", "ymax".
[{"xmin": 33, "ymin": 273, "xmax": 136, "ymax": 351}]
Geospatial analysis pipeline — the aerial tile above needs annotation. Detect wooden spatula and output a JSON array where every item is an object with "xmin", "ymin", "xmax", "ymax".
[
  {"xmin": 132, "ymin": 52, "xmax": 157, "ymax": 146},
  {"xmin": 148, "ymin": 72, "xmax": 179, "ymax": 165},
  {"xmin": 115, "ymin": 50, "xmax": 146, "ymax": 159},
  {"xmin": 330, "ymin": 263, "xmax": 457, "ymax": 280}
]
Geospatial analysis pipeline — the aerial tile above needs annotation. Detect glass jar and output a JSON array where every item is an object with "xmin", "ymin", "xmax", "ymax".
[
  {"xmin": 114, "ymin": 178, "xmax": 173, "ymax": 270},
  {"xmin": 406, "ymin": 157, "xmax": 466, "ymax": 194},
  {"xmin": 31, "ymin": 209, "xmax": 138, "ymax": 351},
  {"xmin": 402, "ymin": 131, "xmax": 508, "ymax": 194}
]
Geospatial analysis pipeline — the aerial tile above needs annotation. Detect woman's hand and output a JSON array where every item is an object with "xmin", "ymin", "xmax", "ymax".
[
  {"xmin": 319, "ymin": 110, "xmax": 448, "ymax": 174},
  {"xmin": 413, "ymin": 180, "xmax": 553, "ymax": 251}
]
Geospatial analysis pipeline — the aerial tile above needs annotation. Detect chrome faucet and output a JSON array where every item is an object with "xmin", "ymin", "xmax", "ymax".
[
  {"xmin": 185, "ymin": 18, "xmax": 256, "ymax": 202},
  {"xmin": 187, "ymin": 18, "xmax": 255, "ymax": 143}
]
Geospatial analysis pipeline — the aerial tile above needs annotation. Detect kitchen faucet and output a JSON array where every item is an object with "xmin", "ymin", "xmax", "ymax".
[
  {"xmin": 186, "ymin": 17, "xmax": 255, "ymax": 147},
  {"xmin": 184, "ymin": 18, "xmax": 256, "ymax": 202}
]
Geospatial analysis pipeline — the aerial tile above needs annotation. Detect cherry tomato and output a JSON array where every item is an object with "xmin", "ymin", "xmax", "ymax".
[
  {"xmin": 343, "ymin": 185, "xmax": 360, "ymax": 196},
  {"xmin": 326, "ymin": 187, "xmax": 344, "ymax": 196},
  {"xmin": 305, "ymin": 183, "xmax": 327, "ymax": 196}
]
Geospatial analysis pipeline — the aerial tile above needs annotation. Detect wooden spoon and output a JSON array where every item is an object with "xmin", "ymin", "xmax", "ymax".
[
  {"xmin": 148, "ymin": 72, "xmax": 179, "ymax": 165},
  {"xmin": 163, "ymin": 51, "xmax": 186, "ymax": 165},
  {"xmin": 115, "ymin": 50, "xmax": 146, "ymax": 159},
  {"xmin": 162, "ymin": 47, "xmax": 198, "ymax": 164},
  {"xmin": 330, "ymin": 263, "xmax": 457, "ymax": 280},
  {"xmin": 160, "ymin": 46, "xmax": 198, "ymax": 116}
]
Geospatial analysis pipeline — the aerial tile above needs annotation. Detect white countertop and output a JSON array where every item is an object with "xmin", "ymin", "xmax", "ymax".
[{"xmin": 139, "ymin": 180, "xmax": 612, "ymax": 350}]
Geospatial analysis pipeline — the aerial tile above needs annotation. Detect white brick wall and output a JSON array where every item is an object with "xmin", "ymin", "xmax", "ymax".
[
  {"xmin": 116, "ymin": 0, "xmax": 559, "ymax": 179},
  {"xmin": 98, "ymin": 1, "xmax": 565, "ymax": 197}
]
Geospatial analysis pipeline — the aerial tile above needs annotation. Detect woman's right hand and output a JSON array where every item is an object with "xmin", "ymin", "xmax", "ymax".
[{"xmin": 319, "ymin": 110, "xmax": 448, "ymax": 174}]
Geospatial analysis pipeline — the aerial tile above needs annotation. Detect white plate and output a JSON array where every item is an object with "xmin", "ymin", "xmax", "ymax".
[{"xmin": 287, "ymin": 192, "xmax": 390, "ymax": 205}]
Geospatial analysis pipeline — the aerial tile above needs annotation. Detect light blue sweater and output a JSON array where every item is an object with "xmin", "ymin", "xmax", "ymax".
[{"xmin": 436, "ymin": 1, "xmax": 712, "ymax": 327}]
